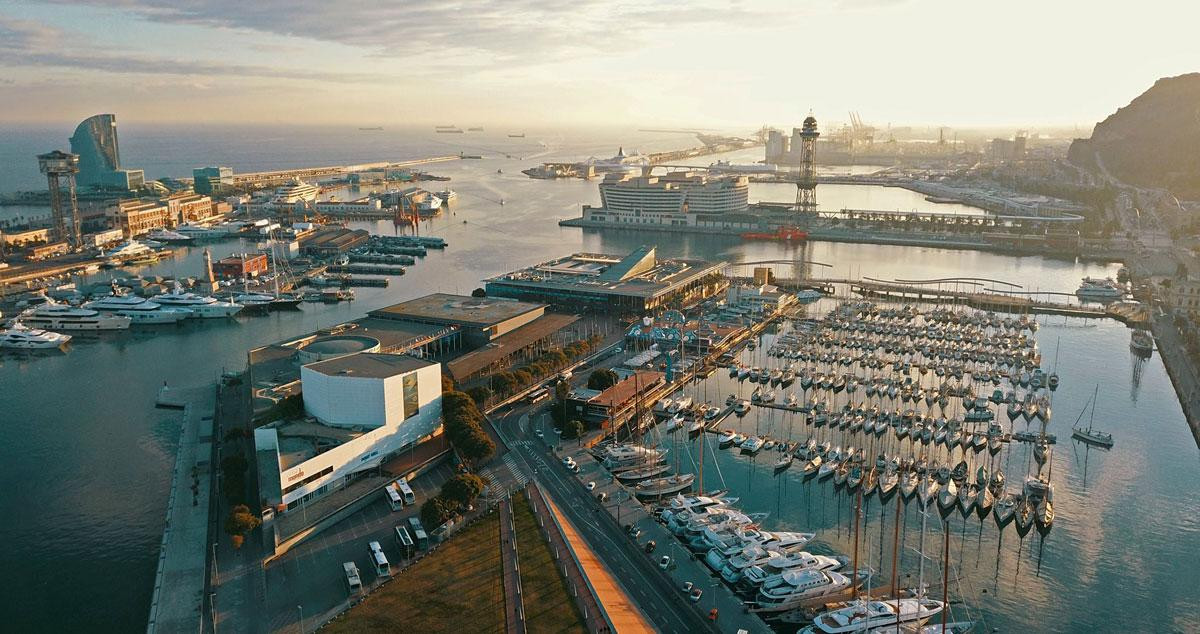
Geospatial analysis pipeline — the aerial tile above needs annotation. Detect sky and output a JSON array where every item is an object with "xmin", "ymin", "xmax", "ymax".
[{"xmin": 0, "ymin": 0, "xmax": 1197, "ymax": 131}]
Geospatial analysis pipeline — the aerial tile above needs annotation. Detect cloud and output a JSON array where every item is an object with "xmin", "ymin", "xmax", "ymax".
[
  {"xmin": 0, "ymin": 14, "xmax": 382, "ymax": 83},
  {"xmin": 40, "ymin": 0, "xmax": 782, "ymax": 63}
]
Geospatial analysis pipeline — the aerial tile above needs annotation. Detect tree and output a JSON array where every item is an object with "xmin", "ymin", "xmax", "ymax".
[
  {"xmin": 224, "ymin": 504, "xmax": 261, "ymax": 549},
  {"xmin": 421, "ymin": 496, "xmax": 454, "ymax": 528},
  {"xmin": 587, "ymin": 369, "xmax": 620, "ymax": 390},
  {"xmin": 554, "ymin": 380, "xmax": 571, "ymax": 401},
  {"xmin": 441, "ymin": 473, "xmax": 486, "ymax": 508},
  {"xmin": 561, "ymin": 419, "xmax": 585, "ymax": 440},
  {"xmin": 465, "ymin": 386, "xmax": 492, "ymax": 406},
  {"xmin": 471, "ymin": 287, "xmax": 486, "ymax": 298}
]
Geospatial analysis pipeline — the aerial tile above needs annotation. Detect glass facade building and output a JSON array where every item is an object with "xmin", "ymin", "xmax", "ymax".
[{"xmin": 69, "ymin": 114, "xmax": 145, "ymax": 191}]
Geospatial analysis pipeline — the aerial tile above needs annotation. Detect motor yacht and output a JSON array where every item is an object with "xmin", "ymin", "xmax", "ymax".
[
  {"xmin": 753, "ymin": 569, "xmax": 852, "ymax": 613},
  {"xmin": 150, "ymin": 283, "xmax": 243, "ymax": 318},
  {"xmin": 20, "ymin": 302, "xmax": 131, "ymax": 331},
  {"xmin": 804, "ymin": 598, "xmax": 945, "ymax": 634},
  {"xmin": 0, "ymin": 323, "xmax": 72, "ymax": 349},
  {"xmin": 85, "ymin": 292, "xmax": 192, "ymax": 324}
]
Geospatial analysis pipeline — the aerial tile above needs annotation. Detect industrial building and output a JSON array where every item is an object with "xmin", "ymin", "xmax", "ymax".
[
  {"xmin": 485, "ymin": 246, "xmax": 727, "ymax": 314},
  {"xmin": 254, "ymin": 353, "xmax": 443, "ymax": 512},
  {"xmin": 213, "ymin": 253, "xmax": 268, "ymax": 279},
  {"xmin": 69, "ymin": 114, "xmax": 144, "ymax": 191},
  {"xmin": 299, "ymin": 227, "xmax": 370, "ymax": 256}
]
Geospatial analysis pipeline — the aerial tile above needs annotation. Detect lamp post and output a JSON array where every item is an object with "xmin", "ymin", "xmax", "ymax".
[{"xmin": 297, "ymin": 605, "xmax": 304, "ymax": 634}]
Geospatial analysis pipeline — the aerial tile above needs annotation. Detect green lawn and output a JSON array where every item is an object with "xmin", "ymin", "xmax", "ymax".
[
  {"xmin": 511, "ymin": 495, "xmax": 588, "ymax": 634},
  {"xmin": 323, "ymin": 511, "xmax": 505, "ymax": 633}
]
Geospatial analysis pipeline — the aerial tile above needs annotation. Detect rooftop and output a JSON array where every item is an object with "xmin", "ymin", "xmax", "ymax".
[
  {"xmin": 304, "ymin": 352, "xmax": 434, "ymax": 379},
  {"xmin": 487, "ymin": 247, "xmax": 723, "ymax": 299},
  {"xmin": 589, "ymin": 370, "xmax": 665, "ymax": 409},
  {"xmin": 446, "ymin": 312, "xmax": 580, "ymax": 381},
  {"xmin": 370, "ymin": 293, "xmax": 547, "ymax": 328}
]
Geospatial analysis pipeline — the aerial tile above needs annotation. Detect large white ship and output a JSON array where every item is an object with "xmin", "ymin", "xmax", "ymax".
[
  {"xmin": 20, "ymin": 302, "xmax": 131, "ymax": 330},
  {"xmin": 270, "ymin": 180, "xmax": 320, "ymax": 204}
]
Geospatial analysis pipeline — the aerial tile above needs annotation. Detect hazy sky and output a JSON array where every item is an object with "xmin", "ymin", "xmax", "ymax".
[{"xmin": 1, "ymin": 0, "xmax": 1197, "ymax": 131}]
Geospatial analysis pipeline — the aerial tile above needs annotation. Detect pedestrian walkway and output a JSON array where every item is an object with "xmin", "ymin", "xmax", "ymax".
[
  {"xmin": 526, "ymin": 484, "xmax": 613, "ymax": 633},
  {"xmin": 146, "ymin": 385, "xmax": 216, "ymax": 634},
  {"xmin": 539, "ymin": 494, "xmax": 656, "ymax": 633},
  {"xmin": 498, "ymin": 498, "xmax": 527, "ymax": 634}
]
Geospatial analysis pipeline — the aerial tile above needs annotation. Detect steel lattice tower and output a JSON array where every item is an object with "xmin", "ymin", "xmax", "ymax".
[
  {"xmin": 795, "ymin": 115, "xmax": 820, "ymax": 212},
  {"xmin": 37, "ymin": 151, "xmax": 81, "ymax": 248}
]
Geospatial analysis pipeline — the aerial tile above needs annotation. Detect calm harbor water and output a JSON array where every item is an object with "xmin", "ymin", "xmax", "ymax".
[{"xmin": 0, "ymin": 127, "xmax": 1195, "ymax": 632}]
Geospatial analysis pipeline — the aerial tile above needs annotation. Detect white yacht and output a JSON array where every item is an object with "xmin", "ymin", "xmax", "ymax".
[
  {"xmin": 102, "ymin": 240, "xmax": 153, "ymax": 259},
  {"xmin": 146, "ymin": 229, "xmax": 193, "ymax": 243},
  {"xmin": 1075, "ymin": 277, "xmax": 1123, "ymax": 300},
  {"xmin": 85, "ymin": 293, "xmax": 192, "ymax": 324},
  {"xmin": 753, "ymin": 569, "xmax": 853, "ymax": 612},
  {"xmin": 417, "ymin": 196, "xmax": 442, "ymax": 213},
  {"xmin": 740, "ymin": 551, "xmax": 846, "ymax": 589},
  {"xmin": 596, "ymin": 444, "xmax": 665, "ymax": 470},
  {"xmin": 20, "ymin": 303, "xmax": 131, "ymax": 330},
  {"xmin": 803, "ymin": 598, "xmax": 945, "ymax": 634},
  {"xmin": 437, "ymin": 189, "xmax": 457, "ymax": 202},
  {"xmin": 0, "ymin": 323, "xmax": 72, "ymax": 349},
  {"xmin": 150, "ymin": 283, "xmax": 243, "ymax": 318}
]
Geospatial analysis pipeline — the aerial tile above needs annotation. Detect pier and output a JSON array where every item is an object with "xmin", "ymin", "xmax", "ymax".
[{"xmin": 231, "ymin": 156, "xmax": 460, "ymax": 188}]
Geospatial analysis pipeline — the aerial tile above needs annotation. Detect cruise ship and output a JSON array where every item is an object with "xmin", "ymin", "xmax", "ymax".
[
  {"xmin": 150, "ymin": 283, "xmax": 243, "ymax": 318},
  {"xmin": 270, "ymin": 180, "xmax": 320, "ymax": 205},
  {"xmin": 19, "ymin": 302, "xmax": 131, "ymax": 330},
  {"xmin": 586, "ymin": 147, "xmax": 649, "ymax": 174}
]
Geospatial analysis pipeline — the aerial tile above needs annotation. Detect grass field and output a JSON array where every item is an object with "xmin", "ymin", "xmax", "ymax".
[
  {"xmin": 511, "ymin": 495, "xmax": 587, "ymax": 634},
  {"xmin": 323, "ymin": 510, "xmax": 505, "ymax": 633}
]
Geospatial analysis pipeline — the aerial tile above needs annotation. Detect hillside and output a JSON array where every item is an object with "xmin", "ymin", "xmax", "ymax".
[{"xmin": 1068, "ymin": 73, "xmax": 1200, "ymax": 198}]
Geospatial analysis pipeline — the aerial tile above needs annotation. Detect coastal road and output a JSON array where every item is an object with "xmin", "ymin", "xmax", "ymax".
[{"xmin": 489, "ymin": 404, "xmax": 719, "ymax": 634}]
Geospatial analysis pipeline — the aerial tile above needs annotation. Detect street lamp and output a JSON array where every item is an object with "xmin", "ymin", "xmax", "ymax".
[{"xmin": 297, "ymin": 605, "xmax": 304, "ymax": 634}]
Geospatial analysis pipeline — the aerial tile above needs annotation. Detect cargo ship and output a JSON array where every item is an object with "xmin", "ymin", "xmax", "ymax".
[{"xmin": 741, "ymin": 227, "xmax": 808, "ymax": 241}]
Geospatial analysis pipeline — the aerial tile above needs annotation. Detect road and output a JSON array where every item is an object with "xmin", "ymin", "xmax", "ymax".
[{"xmin": 488, "ymin": 400, "xmax": 723, "ymax": 634}]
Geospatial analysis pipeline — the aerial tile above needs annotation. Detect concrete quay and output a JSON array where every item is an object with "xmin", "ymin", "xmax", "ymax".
[{"xmin": 145, "ymin": 385, "xmax": 216, "ymax": 634}]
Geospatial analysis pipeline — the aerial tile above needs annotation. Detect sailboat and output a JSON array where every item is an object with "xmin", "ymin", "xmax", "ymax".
[{"xmin": 1072, "ymin": 385, "xmax": 1114, "ymax": 448}]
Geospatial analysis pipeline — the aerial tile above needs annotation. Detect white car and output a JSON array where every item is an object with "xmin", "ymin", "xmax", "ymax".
[
  {"xmin": 658, "ymin": 555, "xmax": 671, "ymax": 570},
  {"xmin": 562, "ymin": 456, "xmax": 575, "ymax": 466},
  {"xmin": 586, "ymin": 481, "xmax": 596, "ymax": 491},
  {"xmin": 535, "ymin": 429, "xmax": 544, "ymax": 438}
]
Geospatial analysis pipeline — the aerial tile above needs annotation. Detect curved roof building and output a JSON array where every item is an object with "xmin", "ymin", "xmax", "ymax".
[{"xmin": 69, "ymin": 114, "xmax": 144, "ymax": 190}]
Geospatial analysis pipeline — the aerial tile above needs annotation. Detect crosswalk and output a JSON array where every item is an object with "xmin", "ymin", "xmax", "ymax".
[{"xmin": 480, "ymin": 452, "xmax": 532, "ymax": 498}]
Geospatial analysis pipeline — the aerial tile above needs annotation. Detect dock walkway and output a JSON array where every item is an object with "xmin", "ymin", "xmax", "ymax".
[{"xmin": 145, "ymin": 385, "xmax": 216, "ymax": 634}]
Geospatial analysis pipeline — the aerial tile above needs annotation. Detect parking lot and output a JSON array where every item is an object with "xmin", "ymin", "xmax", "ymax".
[{"xmin": 262, "ymin": 460, "xmax": 454, "ymax": 633}]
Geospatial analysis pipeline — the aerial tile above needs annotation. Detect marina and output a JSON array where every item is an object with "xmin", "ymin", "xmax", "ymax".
[{"xmin": 0, "ymin": 130, "xmax": 1196, "ymax": 633}]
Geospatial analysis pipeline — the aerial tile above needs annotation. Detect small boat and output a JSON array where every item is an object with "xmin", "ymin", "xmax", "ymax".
[
  {"xmin": 773, "ymin": 454, "xmax": 794, "ymax": 472},
  {"xmin": 634, "ymin": 473, "xmax": 695, "ymax": 498},
  {"xmin": 616, "ymin": 464, "xmax": 672, "ymax": 482},
  {"xmin": 741, "ymin": 436, "xmax": 765, "ymax": 454},
  {"xmin": 1130, "ymin": 329, "xmax": 1154, "ymax": 357},
  {"xmin": 718, "ymin": 430, "xmax": 737, "ymax": 446}
]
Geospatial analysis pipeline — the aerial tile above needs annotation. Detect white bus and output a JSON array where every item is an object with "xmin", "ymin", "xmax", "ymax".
[
  {"xmin": 385, "ymin": 484, "xmax": 404, "ymax": 511},
  {"xmin": 368, "ymin": 541, "xmax": 391, "ymax": 577},
  {"xmin": 394, "ymin": 525, "xmax": 414, "ymax": 557},
  {"xmin": 395, "ymin": 478, "xmax": 416, "ymax": 505},
  {"xmin": 527, "ymin": 388, "xmax": 550, "ymax": 404}
]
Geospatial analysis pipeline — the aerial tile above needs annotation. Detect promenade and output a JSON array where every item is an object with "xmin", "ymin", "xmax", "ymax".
[
  {"xmin": 145, "ymin": 385, "xmax": 216, "ymax": 634},
  {"xmin": 1152, "ymin": 312, "xmax": 1200, "ymax": 443}
]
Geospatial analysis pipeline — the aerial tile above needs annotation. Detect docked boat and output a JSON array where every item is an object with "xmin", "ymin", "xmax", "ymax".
[
  {"xmin": 436, "ymin": 189, "xmax": 458, "ymax": 202},
  {"xmin": 596, "ymin": 444, "xmax": 665, "ymax": 471},
  {"xmin": 1130, "ymin": 329, "xmax": 1154, "ymax": 357},
  {"xmin": 101, "ymin": 240, "xmax": 154, "ymax": 259},
  {"xmin": 734, "ymin": 399, "xmax": 751, "ymax": 414},
  {"xmin": 1075, "ymin": 277, "xmax": 1123, "ymax": 301},
  {"xmin": 145, "ymin": 229, "xmax": 193, "ymax": 243},
  {"xmin": 803, "ymin": 598, "xmax": 945, "ymax": 634},
  {"xmin": 417, "ymin": 196, "xmax": 443, "ymax": 213},
  {"xmin": 85, "ymin": 292, "xmax": 192, "ymax": 324},
  {"xmin": 150, "ymin": 283, "xmax": 243, "ymax": 318},
  {"xmin": 634, "ymin": 473, "xmax": 695, "ymax": 498},
  {"xmin": 20, "ymin": 302, "xmax": 131, "ymax": 331},
  {"xmin": 0, "ymin": 323, "xmax": 72, "ymax": 349},
  {"xmin": 741, "ymin": 436, "xmax": 765, "ymax": 454},
  {"xmin": 616, "ymin": 463, "xmax": 671, "ymax": 482},
  {"xmin": 753, "ymin": 569, "xmax": 853, "ymax": 613}
]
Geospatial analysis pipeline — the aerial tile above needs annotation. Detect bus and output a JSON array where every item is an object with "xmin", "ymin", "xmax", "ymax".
[
  {"xmin": 527, "ymin": 388, "xmax": 550, "ymax": 404},
  {"xmin": 394, "ymin": 525, "xmax": 414, "ymax": 558},
  {"xmin": 408, "ymin": 516, "xmax": 429, "ymax": 549},
  {"xmin": 395, "ymin": 478, "xmax": 416, "ymax": 505},
  {"xmin": 385, "ymin": 484, "xmax": 404, "ymax": 511},
  {"xmin": 368, "ymin": 541, "xmax": 391, "ymax": 577}
]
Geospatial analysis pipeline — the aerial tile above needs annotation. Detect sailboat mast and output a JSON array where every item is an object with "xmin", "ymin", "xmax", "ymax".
[
  {"xmin": 941, "ymin": 518, "xmax": 950, "ymax": 632},
  {"xmin": 891, "ymin": 495, "xmax": 902, "ymax": 625},
  {"xmin": 851, "ymin": 487, "xmax": 863, "ymax": 599}
]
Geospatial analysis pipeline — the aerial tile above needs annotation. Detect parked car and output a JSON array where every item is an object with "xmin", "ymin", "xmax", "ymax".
[
  {"xmin": 586, "ymin": 481, "xmax": 596, "ymax": 491},
  {"xmin": 643, "ymin": 540, "xmax": 657, "ymax": 554},
  {"xmin": 689, "ymin": 588, "xmax": 703, "ymax": 603},
  {"xmin": 659, "ymin": 555, "xmax": 671, "ymax": 570}
]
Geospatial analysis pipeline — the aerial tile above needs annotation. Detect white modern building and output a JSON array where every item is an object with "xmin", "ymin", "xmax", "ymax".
[
  {"xmin": 255, "ymin": 353, "xmax": 443, "ymax": 513},
  {"xmin": 581, "ymin": 171, "xmax": 751, "ymax": 227}
]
